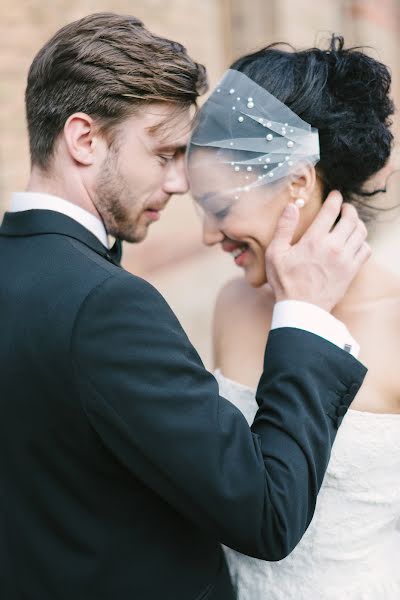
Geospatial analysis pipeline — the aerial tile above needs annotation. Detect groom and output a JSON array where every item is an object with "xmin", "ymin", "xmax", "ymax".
[{"xmin": 0, "ymin": 13, "xmax": 369, "ymax": 600}]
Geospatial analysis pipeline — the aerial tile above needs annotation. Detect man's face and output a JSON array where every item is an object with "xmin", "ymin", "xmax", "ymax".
[{"xmin": 92, "ymin": 103, "xmax": 191, "ymax": 243}]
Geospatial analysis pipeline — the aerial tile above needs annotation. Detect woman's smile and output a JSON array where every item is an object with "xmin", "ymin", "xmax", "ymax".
[{"xmin": 221, "ymin": 239, "xmax": 252, "ymax": 266}]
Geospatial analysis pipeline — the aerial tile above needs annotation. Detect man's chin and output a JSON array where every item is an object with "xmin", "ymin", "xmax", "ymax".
[{"xmin": 119, "ymin": 226, "xmax": 150, "ymax": 244}]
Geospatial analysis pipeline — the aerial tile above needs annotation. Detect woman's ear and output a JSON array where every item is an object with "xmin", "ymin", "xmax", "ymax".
[{"xmin": 288, "ymin": 164, "xmax": 317, "ymax": 206}]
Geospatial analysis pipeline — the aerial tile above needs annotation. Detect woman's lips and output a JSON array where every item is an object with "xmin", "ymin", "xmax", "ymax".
[
  {"xmin": 233, "ymin": 247, "xmax": 249, "ymax": 266},
  {"xmin": 221, "ymin": 241, "xmax": 249, "ymax": 266}
]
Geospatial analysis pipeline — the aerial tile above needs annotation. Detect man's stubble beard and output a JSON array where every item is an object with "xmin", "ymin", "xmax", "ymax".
[{"xmin": 93, "ymin": 150, "xmax": 147, "ymax": 244}]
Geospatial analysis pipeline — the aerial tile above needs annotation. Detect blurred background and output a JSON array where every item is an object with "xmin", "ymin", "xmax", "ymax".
[{"xmin": 1, "ymin": 0, "xmax": 399, "ymax": 366}]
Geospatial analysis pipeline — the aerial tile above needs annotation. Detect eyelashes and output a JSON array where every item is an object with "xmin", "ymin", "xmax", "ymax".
[
  {"xmin": 158, "ymin": 155, "xmax": 174, "ymax": 165},
  {"xmin": 213, "ymin": 206, "xmax": 230, "ymax": 220}
]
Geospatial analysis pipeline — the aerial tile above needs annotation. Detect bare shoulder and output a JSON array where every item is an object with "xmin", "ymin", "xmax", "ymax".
[
  {"xmin": 374, "ymin": 264, "xmax": 400, "ymax": 320},
  {"xmin": 345, "ymin": 263, "xmax": 400, "ymax": 412},
  {"xmin": 212, "ymin": 277, "xmax": 275, "ymax": 373},
  {"xmin": 214, "ymin": 277, "xmax": 274, "ymax": 326},
  {"xmin": 214, "ymin": 277, "xmax": 258, "ymax": 313}
]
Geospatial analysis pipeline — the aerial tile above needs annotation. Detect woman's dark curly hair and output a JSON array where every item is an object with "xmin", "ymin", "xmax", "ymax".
[{"xmin": 231, "ymin": 35, "xmax": 394, "ymax": 220}]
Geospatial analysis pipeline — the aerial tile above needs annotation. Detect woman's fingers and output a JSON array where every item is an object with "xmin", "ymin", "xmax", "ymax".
[
  {"xmin": 304, "ymin": 190, "xmax": 343, "ymax": 239},
  {"xmin": 330, "ymin": 202, "xmax": 359, "ymax": 244},
  {"xmin": 354, "ymin": 241, "xmax": 372, "ymax": 266},
  {"xmin": 345, "ymin": 220, "xmax": 368, "ymax": 255}
]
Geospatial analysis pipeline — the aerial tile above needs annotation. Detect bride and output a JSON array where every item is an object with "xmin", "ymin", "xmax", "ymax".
[{"xmin": 187, "ymin": 36, "xmax": 400, "ymax": 598}]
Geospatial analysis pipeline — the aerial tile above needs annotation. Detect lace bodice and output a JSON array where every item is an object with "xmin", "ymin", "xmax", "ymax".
[{"xmin": 215, "ymin": 369, "xmax": 400, "ymax": 599}]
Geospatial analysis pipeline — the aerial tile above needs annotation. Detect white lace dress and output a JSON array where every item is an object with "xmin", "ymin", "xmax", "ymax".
[{"xmin": 215, "ymin": 369, "xmax": 400, "ymax": 599}]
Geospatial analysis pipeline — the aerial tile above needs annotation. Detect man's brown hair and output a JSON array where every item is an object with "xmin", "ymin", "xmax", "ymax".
[{"xmin": 25, "ymin": 12, "xmax": 208, "ymax": 169}]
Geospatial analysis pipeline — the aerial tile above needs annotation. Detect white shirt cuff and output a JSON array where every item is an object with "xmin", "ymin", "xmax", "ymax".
[{"xmin": 271, "ymin": 300, "xmax": 360, "ymax": 358}]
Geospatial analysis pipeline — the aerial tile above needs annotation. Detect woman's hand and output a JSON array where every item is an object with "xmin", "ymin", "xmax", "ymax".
[{"xmin": 265, "ymin": 191, "xmax": 371, "ymax": 312}]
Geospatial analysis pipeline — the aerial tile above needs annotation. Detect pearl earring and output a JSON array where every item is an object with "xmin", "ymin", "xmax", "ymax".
[{"xmin": 294, "ymin": 198, "xmax": 305, "ymax": 208}]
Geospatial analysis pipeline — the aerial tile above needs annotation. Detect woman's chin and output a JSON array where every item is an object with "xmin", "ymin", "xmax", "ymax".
[{"xmin": 243, "ymin": 266, "xmax": 267, "ymax": 288}]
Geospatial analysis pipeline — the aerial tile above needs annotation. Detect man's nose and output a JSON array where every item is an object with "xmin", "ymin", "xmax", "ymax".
[
  {"xmin": 164, "ymin": 158, "xmax": 189, "ymax": 195},
  {"xmin": 202, "ymin": 213, "xmax": 224, "ymax": 246}
]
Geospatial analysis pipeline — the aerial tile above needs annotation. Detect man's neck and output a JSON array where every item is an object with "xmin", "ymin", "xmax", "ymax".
[{"xmin": 27, "ymin": 168, "xmax": 100, "ymax": 220}]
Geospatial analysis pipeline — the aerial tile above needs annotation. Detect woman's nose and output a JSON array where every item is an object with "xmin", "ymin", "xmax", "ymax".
[{"xmin": 202, "ymin": 214, "xmax": 224, "ymax": 246}]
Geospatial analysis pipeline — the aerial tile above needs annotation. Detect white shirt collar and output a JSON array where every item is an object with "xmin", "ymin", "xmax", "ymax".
[{"xmin": 10, "ymin": 192, "xmax": 110, "ymax": 249}]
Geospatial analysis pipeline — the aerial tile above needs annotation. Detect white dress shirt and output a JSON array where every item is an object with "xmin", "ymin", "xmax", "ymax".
[
  {"xmin": 10, "ymin": 192, "xmax": 109, "ymax": 248},
  {"xmin": 271, "ymin": 300, "xmax": 359, "ymax": 357},
  {"xmin": 9, "ymin": 191, "xmax": 359, "ymax": 357}
]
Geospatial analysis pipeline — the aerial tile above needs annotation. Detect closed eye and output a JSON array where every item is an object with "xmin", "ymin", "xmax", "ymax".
[
  {"xmin": 213, "ymin": 206, "xmax": 230, "ymax": 220},
  {"xmin": 197, "ymin": 191, "xmax": 232, "ymax": 218},
  {"xmin": 158, "ymin": 155, "xmax": 175, "ymax": 164}
]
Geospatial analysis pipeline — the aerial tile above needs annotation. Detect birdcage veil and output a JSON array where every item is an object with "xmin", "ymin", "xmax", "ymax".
[{"xmin": 187, "ymin": 69, "xmax": 320, "ymax": 202}]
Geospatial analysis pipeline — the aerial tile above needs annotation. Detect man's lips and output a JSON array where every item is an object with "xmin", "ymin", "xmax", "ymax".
[
  {"xmin": 145, "ymin": 209, "xmax": 161, "ymax": 221},
  {"xmin": 144, "ymin": 202, "xmax": 169, "ymax": 221}
]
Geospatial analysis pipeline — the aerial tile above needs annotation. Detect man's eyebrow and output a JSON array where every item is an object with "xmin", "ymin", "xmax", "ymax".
[{"xmin": 155, "ymin": 143, "xmax": 187, "ymax": 154}]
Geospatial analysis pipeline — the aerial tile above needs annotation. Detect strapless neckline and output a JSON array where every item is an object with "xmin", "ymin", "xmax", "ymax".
[{"xmin": 214, "ymin": 368, "xmax": 400, "ymax": 600}]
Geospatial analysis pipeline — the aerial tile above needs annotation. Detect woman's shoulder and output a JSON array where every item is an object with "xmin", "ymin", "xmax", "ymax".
[
  {"xmin": 370, "ymin": 263, "xmax": 400, "ymax": 324},
  {"xmin": 344, "ymin": 262, "xmax": 400, "ymax": 413},
  {"xmin": 212, "ymin": 278, "xmax": 275, "ymax": 378},
  {"xmin": 213, "ymin": 277, "xmax": 274, "ymax": 341},
  {"xmin": 214, "ymin": 277, "xmax": 275, "ymax": 319}
]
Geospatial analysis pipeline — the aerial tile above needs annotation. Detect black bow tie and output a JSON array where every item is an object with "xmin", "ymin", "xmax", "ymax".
[{"xmin": 107, "ymin": 239, "xmax": 123, "ymax": 266}]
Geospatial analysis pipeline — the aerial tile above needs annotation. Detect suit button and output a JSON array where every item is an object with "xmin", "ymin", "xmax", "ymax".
[
  {"xmin": 337, "ymin": 405, "xmax": 348, "ymax": 417},
  {"xmin": 342, "ymin": 393, "xmax": 352, "ymax": 405},
  {"xmin": 349, "ymin": 382, "xmax": 360, "ymax": 395}
]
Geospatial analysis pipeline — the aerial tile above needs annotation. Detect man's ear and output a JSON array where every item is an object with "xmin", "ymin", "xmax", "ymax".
[
  {"xmin": 288, "ymin": 164, "xmax": 317, "ymax": 203},
  {"xmin": 63, "ymin": 112, "xmax": 100, "ymax": 166}
]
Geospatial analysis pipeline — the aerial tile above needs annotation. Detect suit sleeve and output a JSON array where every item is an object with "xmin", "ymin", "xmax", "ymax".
[{"xmin": 72, "ymin": 272, "xmax": 366, "ymax": 560}]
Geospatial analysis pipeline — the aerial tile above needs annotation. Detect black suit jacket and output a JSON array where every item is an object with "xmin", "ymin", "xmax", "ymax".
[{"xmin": 0, "ymin": 209, "xmax": 366, "ymax": 600}]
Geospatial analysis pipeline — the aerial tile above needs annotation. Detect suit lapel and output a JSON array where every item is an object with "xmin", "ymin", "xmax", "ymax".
[{"xmin": 0, "ymin": 209, "xmax": 122, "ymax": 267}]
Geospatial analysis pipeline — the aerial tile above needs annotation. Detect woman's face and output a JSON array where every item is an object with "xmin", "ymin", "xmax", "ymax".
[
  {"xmin": 189, "ymin": 151, "xmax": 320, "ymax": 287},
  {"xmin": 201, "ymin": 187, "xmax": 289, "ymax": 287}
]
